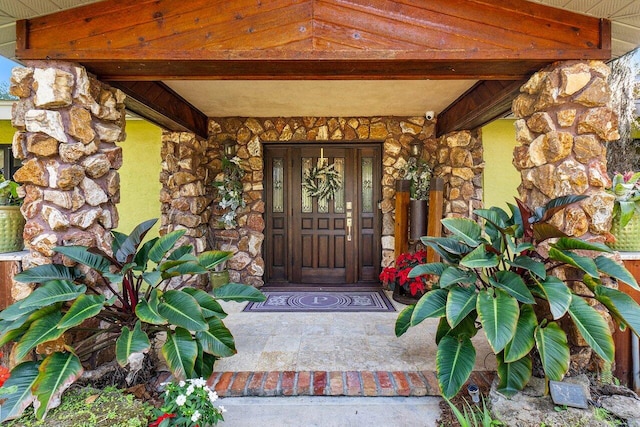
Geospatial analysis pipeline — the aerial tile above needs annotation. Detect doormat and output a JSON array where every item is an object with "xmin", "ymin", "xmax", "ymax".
[{"xmin": 243, "ymin": 290, "xmax": 395, "ymax": 313}]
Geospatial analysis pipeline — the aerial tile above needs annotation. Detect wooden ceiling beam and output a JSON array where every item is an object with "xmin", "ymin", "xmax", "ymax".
[
  {"xmin": 436, "ymin": 79, "xmax": 527, "ymax": 137},
  {"xmin": 109, "ymin": 81, "xmax": 209, "ymax": 139}
]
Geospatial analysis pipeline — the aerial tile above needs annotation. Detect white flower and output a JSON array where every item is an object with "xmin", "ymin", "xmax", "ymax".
[
  {"xmin": 190, "ymin": 377, "xmax": 207, "ymax": 388},
  {"xmin": 191, "ymin": 410, "xmax": 201, "ymax": 422},
  {"xmin": 208, "ymin": 390, "xmax": 219, "ymax": 403},
  {"xmin": 186, "ymin": 384, "xmax": 195, "ymax": 396},
  {"xmin": 178, "ymin": 380, "xmax": 186, "ymax": 387},
  {"xmin": 218, "ymin": 405, "xmax": 227, "ymax": 413},
  {"xmin": 175, "ymin": 394, "xmax": 187, "ymax": 406}
]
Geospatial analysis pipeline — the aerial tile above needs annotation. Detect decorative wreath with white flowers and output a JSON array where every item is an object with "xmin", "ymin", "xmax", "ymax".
[{"xmin": 302, "ymin": 162, "xmax": 342, "ymax": 202}]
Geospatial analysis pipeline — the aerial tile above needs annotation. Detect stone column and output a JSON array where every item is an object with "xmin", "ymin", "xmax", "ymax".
[
  {"xmin": 435, "ymin": 130, "xmax": 484, "ymax": 220},
  {"xmin": 512, "ymin": 60, "xmax": 619, "ymax": 372},
  {"xmin": 159, "ymin": 131, "xmax": 211, "ymax": 255},
  {"xmin": 512, "ymin": 60, "xmax": 617, "ymax": 240},
  {"xmin": 10, "ymin": 61, "xmax": 125, "ymax": 267}
]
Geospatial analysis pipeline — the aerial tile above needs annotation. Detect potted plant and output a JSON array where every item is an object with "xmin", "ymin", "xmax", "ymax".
[
  {"xmin": 379, "ymin": 248, "xmax": 436, "ymax": 304},
  {"xmin": 395, "ymin": 195, "xmax": 640, "ymax": 399},
  {"xmin": 0, "ymin": 173, "xmax": 24, "ymax": 253},
  {"xmin": 0, "ymin": 218, "xmax": 266, "ymax": 422},
  {"xmin": 607, "ymin": 171, "xmax": 640, "ymax": 251},
  {"xmin": 212, "ymin": 156, "xmax": 246, "ymax": 229},
  {"xmin": 400, "ymin": 157, "xmax": 432, "ymax": 240}
]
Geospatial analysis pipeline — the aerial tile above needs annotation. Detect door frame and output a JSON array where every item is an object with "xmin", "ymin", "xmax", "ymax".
[{"xmin": 263, "ymin": 142, "xmax": 382, "ymax": 287}]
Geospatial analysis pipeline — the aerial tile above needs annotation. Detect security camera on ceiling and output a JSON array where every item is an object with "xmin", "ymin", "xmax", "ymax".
[{"xmin": 425, "ymin": 111, "xmax": 435, "ymax": 120}]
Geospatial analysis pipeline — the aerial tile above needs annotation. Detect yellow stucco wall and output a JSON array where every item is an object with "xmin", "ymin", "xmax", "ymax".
[
  {"xmin": 482, "ymin": 119, "xmax": 520, "ymax": 210},
  {"xmin": 0, "ymin": 120, "xmax": 13, "ymax": 143},
  {"xmin": 116, "ymin": 119, "xmax": 162, "ymax": 239}
]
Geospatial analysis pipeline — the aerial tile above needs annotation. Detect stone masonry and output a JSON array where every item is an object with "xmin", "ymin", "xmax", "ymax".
[
  {"xmin": 10, "ymin": 61, "xmax": 125, "ymax": 269},
  {"xmin": 206, "ymin": 116, "xmax": 451, "ymax": 286},
  {"xmin": 512, "ymin": 60, "xmax": 619, "ymax": 370}
]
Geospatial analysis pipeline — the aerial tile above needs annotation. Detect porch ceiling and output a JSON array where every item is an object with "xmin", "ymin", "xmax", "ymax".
[{"xmin": 0, "ymin": 0, "xmax": 637, "ymax": 139}]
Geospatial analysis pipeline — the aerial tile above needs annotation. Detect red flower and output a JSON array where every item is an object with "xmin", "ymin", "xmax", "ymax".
[
  {"xmin": 149, "ymin": 413, "xmax": 176, "ymax": 427},
  {"xmin": 379, "ymin": 249, "xmax": 434, "ymax": 294},
  {"xmin": 0, "ymin": 352, "xmax": 9, "ymax": 388}
]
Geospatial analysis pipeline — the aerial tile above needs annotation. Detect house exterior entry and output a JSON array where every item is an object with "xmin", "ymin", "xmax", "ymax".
[{"xmin": 264, "ymin": 143, "xmax": 381, "ymax": 286}]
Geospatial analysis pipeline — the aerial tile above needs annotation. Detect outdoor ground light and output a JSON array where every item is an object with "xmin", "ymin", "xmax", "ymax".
[{"xmin": 467, "ymin": 383, "xmax": 480, "ymax": 403}]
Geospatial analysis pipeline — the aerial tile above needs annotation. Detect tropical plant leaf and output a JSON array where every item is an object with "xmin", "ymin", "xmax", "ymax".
[
  {"xmin": 53, "ymin": 246, "xmax": 111, "ymax": 273},
  {"xmin": 408, "ymin": 262, "xmax": 447, "ymax": 278},
  {"xmin": 32, "ymin": 352, "xmax": 83, "ymax": 420},
  {"xmin": 594, "ymin": 285, "xmax": 640, "ymax": 337},
  {"xmin": 535, "ymin": 276, "xmax": 572, "ymax": 320},
  {"xmin": 162, "ymin": 327, "xmax": 197, "ymax": 380},
  {"xmin": 489, "ymin": 270, "xmax": 535, "ymax": 304},
  {"xmin": 148, "ymin": 230, "xmax": 187, "ymax": 263},
  {"xmin": 535, "ymin": 321, "xmax": 570, "ymax": 381},
  {"xmin": 183, "ymin": 288, "xmax": 227, "ymax": 319},
  {"xmin": 57, "ymin": 294, "xmax": 105, "ymax": 330},
  {"xmin": 194, "ymin": 342, "xmax": 217, "ymax": 380},
  {"xmin": 567, "ymin": 296, "xmax": 614, "ymax": 363},
  {"xmin": 168, "ymin": 245, "xmax": 194, "ymax": 261},
  {"xmin": 439, "ymin": 267, "xmax": 476, "ymax": 289},
  {"xmin": 0, "ymin": 305, "xmax": 59, "ymax": 344},
  {"xmin": 0, "ymin": 361, "xmax": 39, "ymax": 422},
  {"xmin": 18, "ymin": 281, "xmax": 86, "ymax": 311},
  {"xmin": 115, "ymin": 218, "xmax": 157, "ymax": 264},
  {"xmin": 115, "ymin": 321, "xmax": 151, "ymax": 367},
  {"xmin": 197, "ymin": 250, "xmax": 233, "ymax": 270},
  {"xmin": 162, "ymin": 261, "xmax": 209, "ymax": 277},
  {"xmin": 441, "ymin": 218, "xmax": 483, "ymax": 246},
  {"xmin": 504, "ymin": 304, "xmax": 537, "ymax": 363},
  {"xmin": 496, "ymin": 352, "xmax": 532, "ymax": 397},
  {"xmin": 158, "ymin": 290, "xmax": 207, "ymax": 332},
  {"xmin": 460, "ymin": 245, "xmax": 499, "ymax": 269},
  {"xmin": 552, "ymin": 237, "xmax": 612, "ymax": 253},
  {"xmin": 474, "ymin": 207, "xmax": 511, "ymax": 229},
  {"xmin": 436, "ymin": 335, "xmax": 476, "ymax": 399},
  {"xmin": 532, "ymin": 223, "xmax": 568, "ymax": 243},
  {"xmin": 446, "ymin": 286, "xmax": 477, "ymax": 328},
  {"xmin": 509, "ymin": 256, "xmax": 546, "ymax": 280},
  {"xmin": 538, "ymin": 195, "xmax": 588, "ymax": 222},
  {"xmin": 423, "ymin": 237, "xmax": 473, "ymax": 256},
  {"xmin": 14, "ymin": 311, "xmax": 64, "ymax": 361},
  {"xmin": 436, "ymin": 312, "xmax": 478, "ymax": 345},
  {"xmin": 395, "ymin": 305, "xmax": 416, "ymax": 337},
  {"xmin": 411, "ymin": 289, "xmax": 447, "ymax": 326},
  {"xmin": 594, "ymin": 256, "xmax": 639, "ymax": 290},
  {"xmin": 212, "ymin": 282, "xmax": 267, "ymax": 302},
  {"xmin": 195, "ymin": 317, "xmax": 237, "ymax": 357},
  {"xmin": 0, "ymin": 299, "xmax": 38, "ymax": 322},
  {"xmin": 13, "ymin": 264, "xmax": 78, "ymax": 284},
  {"xmin": 548, "ymin": 248, "xmax": 599, "ymax": 278},
  {"xmin": 133, "ymin": 238, "xmax": 156, "ymax": 271},
  {"xmin": 135, "ymin": 289, "xmax": 168, "ymax": 325},
  {"xmin": 476, "ymin": 288, "xmax": 519, "ymax": 354}
]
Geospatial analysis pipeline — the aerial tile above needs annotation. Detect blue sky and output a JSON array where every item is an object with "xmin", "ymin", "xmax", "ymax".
[{"xmin": 0, "ymin": 56, "xmax": 18, "ymax": 85}]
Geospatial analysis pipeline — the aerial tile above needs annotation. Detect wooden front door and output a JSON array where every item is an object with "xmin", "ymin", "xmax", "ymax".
[{"xmin": 265, "ymin": 144, "xmax": 381, "ymax": 286}]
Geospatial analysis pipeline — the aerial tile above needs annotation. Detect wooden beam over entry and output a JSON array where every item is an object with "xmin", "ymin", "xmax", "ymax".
[
  {"xmin": 437, "ymin": 80, "xmax": 527, "ymax": 136},
  {"xmin": 109, "ymin": 81, "xmax": 208, "ymax": 139},
  {"xmin": 13, "ymin": 0, "xmax": 612, "ymax": 135}
]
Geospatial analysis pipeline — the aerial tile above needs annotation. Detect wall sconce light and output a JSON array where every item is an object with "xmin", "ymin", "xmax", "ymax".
[
  {"xmin": 409, "ymin": 139, "xmax": 423, "ymax": 158},
  {"xmin": 223, "ymin": 139, "xmax": 236, "ymax": 158}
]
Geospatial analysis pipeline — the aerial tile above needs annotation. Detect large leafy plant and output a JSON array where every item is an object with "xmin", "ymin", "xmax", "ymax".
[
  {"xmin": 396, "ymin": 196, "xmax": 640, "ymax": 399},
  {"xmin": 0, "ymin": 219, "xmax": 265, "ymax": 421}
]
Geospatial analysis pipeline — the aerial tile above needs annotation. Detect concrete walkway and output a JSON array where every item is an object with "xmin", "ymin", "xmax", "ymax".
[
  {"xmin": 219, "ymin": 396, "xmax": 443, "ymax": 426},
  {"xmin": 211, "ymin": 290, "xmax": 496, "ymax": 426}
]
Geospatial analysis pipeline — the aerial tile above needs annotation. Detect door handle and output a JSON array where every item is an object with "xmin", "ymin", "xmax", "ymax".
[{"xmin": 346, "ymin": 218, "xmax": 352, "ymax": 241}]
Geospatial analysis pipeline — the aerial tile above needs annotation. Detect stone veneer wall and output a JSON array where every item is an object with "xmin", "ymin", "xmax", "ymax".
[
  {"xmin": 512, "ymin": 60, "xmax": 619, "ymax": 369},
  {"xmin": 206, "ymin": 116, "xmax": 445, "ymax": 287},
  {"xmin": 436, "ymin": 130, "xmax": 484, "ymax": 220},
  {"xmin": 10, "ymin": 62, "xmax": 125, "ymax": 269}
]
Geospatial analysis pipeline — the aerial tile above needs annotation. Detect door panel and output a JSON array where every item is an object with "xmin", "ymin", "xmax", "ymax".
[{"xmin": 265, "ymin": 144, "xmax": 381, "ymax": 286}]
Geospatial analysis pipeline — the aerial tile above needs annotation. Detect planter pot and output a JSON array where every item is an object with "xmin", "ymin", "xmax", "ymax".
[
  {"xmin": 409, "ymin": 199, "xmax": 428, "ymax": 241},
  {"xmin": 209, "ymin": 270, "xmax": 230, "ymax": 289},
  {"xmin": 0, "ymin": 205, "xmax": 25, "ymax": 253},
  {"xmin": 609, "ymin": 213, "xmax": 640, "ymax": 252},
  {"xmin": 392, "ymin": 283, "xmax": 425, "ymax": 305}
]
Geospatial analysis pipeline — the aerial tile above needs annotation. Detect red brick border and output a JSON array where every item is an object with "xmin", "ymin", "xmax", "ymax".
[{"xmin": 209, "ymin": 370, "xmax": 495, "ymax": 398}]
